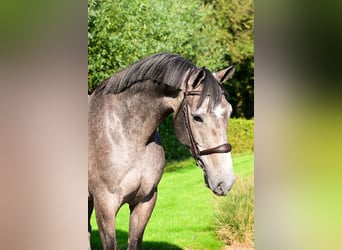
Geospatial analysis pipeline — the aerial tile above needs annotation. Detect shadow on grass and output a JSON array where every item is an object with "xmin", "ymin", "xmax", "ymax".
[{"xmin": 90, "ymin": 229, "xmax": 183, "ymax": 250}]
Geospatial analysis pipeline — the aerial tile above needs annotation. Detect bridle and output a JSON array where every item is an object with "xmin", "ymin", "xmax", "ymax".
[{"xmin": 175, "ymin": 70, "xmax": 232, "ymax": 164}]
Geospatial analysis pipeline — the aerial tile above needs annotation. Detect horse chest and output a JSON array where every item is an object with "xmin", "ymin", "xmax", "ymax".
[{"xmin": 132, "ymin": 145, "xmax": 165, "ymax": 198}]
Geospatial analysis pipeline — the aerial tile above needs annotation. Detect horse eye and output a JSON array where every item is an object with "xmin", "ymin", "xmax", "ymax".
[{"xmin": 192, "ymin": 115, "xmax": 203, "ymax": 123}]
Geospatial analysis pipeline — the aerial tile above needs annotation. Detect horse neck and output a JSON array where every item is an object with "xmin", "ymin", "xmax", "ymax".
[{"xmin": 112, "ymin": 82, "xmax": 180, "ymax": 145}]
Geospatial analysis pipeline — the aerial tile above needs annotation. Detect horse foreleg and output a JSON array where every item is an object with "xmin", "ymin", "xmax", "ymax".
[
  {"xmin": 94, "ymin": 194, "xmax": 118, "ymax": 250},
  {"xmin": 128, "ymin": 190, "xmax": 158, "ymax": 250}
]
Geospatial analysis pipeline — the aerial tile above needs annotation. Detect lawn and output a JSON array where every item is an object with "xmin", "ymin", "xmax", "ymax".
[{"xmin": 90, "ymin": 152, "xmax": 254, "ymax": 249}]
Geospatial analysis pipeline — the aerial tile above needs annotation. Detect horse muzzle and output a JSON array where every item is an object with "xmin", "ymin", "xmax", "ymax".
[
  {"xmin": 205, "ymin": 174, "xmax": 235, "ymax": 196},
  {"xmin": 198, "ymin": 155, "xmax": 235, "ymax": 196}
]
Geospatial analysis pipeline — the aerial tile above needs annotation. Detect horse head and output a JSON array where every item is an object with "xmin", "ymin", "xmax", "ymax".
[{"xmin": 174, "ymin": 65, "xmax": 236, "ymax": 196}]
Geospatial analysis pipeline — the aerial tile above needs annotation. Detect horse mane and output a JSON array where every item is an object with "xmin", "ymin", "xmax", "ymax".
[
  {"xmin": 93, "ymin": 53, "xmax": 225, "ymax": 111},
  {"xmin": 198, "ymin": 68, "xmax": 227, "ymax": 111},
  {"xmin": 93, "ymin": 53, "xmax": 193, "ymax": 95}
]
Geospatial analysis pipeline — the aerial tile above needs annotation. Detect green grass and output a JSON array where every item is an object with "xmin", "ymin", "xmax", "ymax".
[{"xmin": 90, "ymin": 152, "xmax": 254, "ymax": 249}]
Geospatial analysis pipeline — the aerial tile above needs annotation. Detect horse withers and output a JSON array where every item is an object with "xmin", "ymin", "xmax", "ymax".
[{"xmin": 88, "ymin": 53, "xmax": 235, "ymax": 249}]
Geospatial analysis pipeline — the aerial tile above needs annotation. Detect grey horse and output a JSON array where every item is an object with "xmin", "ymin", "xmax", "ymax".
[{"xmin": 88, "ymin": 53, "xmax": 235, "ymax": 250}]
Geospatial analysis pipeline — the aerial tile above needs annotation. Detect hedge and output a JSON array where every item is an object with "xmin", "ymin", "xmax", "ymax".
[
  {"xmin": 228, "ymin": 118, "xmax": 254, "ymax": 154},
  {"xmin": 159, "ymin": 117, "xmax": 254, "ymax": 163}
]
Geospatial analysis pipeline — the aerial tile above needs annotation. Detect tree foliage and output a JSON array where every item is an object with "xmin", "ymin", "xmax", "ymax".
[
  {"xmin": 205, "ymin": 0, "xmax": 254, "ymax": 118},
  {"xmin": 88, "ymin": 0, "xmax": 254, "ymax": 118},
  {"xmin": 88, "ymin": 0, "xmax": 211, "ymax": 91}
]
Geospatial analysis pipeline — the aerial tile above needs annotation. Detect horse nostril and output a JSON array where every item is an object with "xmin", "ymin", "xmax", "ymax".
[{"xmin": 217, "ymin": 182, "xmax": 224, "ymax": 193}]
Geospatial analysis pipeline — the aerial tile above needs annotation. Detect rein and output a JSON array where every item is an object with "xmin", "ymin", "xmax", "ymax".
[{"xmin": 177, "ymin": 72, "xmax": 232, "ymax": 163}]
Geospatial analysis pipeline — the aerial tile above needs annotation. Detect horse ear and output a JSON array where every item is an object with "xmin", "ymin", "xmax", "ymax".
[
  {"xmin": 213, "ymin": 65, "xmax": 235, "ymax": 84},
  {"xmin": 188, "ymin": 67, "xmax": 206, "ymax": 89}
]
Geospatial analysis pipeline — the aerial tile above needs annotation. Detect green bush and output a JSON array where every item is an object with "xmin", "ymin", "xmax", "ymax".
[
  {"xmin": 215, "ymin": 174, "xmax": 254, "ymax": 248},
  {"xmin": 159, "ymin": 117, "xmax": 254, "ymax": 163},
  {"xmin": 228, "ymin": 118, "xmax": 254, "ymax": 154}
]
